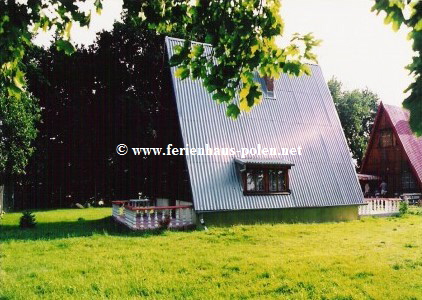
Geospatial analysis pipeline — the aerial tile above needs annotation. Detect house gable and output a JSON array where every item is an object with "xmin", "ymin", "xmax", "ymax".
[{"xmin": 361, "ymin": 103, "xmax": 422, "ymax": 193}]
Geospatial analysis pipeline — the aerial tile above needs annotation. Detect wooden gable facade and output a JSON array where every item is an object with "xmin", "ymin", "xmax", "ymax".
[{"xmin": 361, "ymin": 103, "xmax": 422, "ymax": 196}]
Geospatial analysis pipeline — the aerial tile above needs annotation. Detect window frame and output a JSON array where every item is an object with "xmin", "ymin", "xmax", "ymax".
[
  {"xmin": 242, "ymin": 165, "xmax": 291, "ymax": 195},
  {"xmin": 401, "ymin": 161, "xmax": 417, "ymax": 191},
  {"xmin": 245, "ymin": 169, "xmax": 265, "ymax": 192},
  {"xmin": 263, "ymin": 76, "xmax": 275, "ymax": 99},
  {"xmin": 268, "ymin": 169, "xmax": 287, "ymax": 192},
  {"xmin": 379, "ymin": 129, "xmax": 394, "ymax": 148}
]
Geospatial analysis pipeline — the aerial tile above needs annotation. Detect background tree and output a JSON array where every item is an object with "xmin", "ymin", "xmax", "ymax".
[
  {"xmin": 328, "ymin": 77, "xmax": 379, "ymax": 168},
  {"xmin": 372, "ymin": 0, "xmax": 422, "ymax": 136},
  {"xmin": 0, "ymin": 91, "xmax": 40, "ymax": 211},
  {"xmin": 18, "ymin": 20, "xmax": 189, "ymax": 209}
]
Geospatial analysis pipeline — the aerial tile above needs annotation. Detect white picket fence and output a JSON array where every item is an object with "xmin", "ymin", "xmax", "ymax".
[{"xmin": 359, "ymin": 198, "xmax": 402, "ymax": 216}]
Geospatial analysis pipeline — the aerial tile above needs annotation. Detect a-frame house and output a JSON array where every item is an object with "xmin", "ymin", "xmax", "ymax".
[{"xmin": 361, "ymin": 102, "xmax": 422, "ymax": 196}]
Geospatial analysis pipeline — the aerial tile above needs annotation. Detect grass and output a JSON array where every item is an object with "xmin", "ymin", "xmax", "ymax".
[{"xmin": 1, "ymin": 208, "xmax": 422, "ymax": 299}]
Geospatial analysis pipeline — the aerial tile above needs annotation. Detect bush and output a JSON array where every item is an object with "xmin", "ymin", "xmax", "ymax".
[
  {"xmin": 399, "ymin": 201, "xmax": 409, "ymax": 216},
  {"xmin": 19, "ymin": 211, "xmax": 37, "ymax": 229}
]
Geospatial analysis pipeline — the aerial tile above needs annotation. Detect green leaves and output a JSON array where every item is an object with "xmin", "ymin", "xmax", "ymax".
[
  {"xmin": 403, "ymin": 79, "xmax": 422, "ymax": 136},
  {"xmin": 286, "ymin": 45, "xmax": 300, "ymax": 56},
  {"xmin": 12, "ymin": 70, "xmax": 26, "ymax": 91},
  {"xmin": 226, "ymin": 104, "xmax": 240, "ymax": 119},
  {"xmin": 161, "ymin": 0, "xmax": 321, "ymax": 118},
  {"xmin": 415, "ymin": 19, "xmax": 422, "ymax": 31},
  {"xmin": 55, "ymin": 40, "xmax": 76, "ymax": 56},
  {"xmin": 7, "ymin": 85, "xmax": 23, "ymax": 100},
  {"xmin": 191, "ymin": 44, "xmax": 204, "ymax": 58},
  {"xmin": 246, "ymin": 84, "xmax": 262, "ymax": 107},
  {"xmin": 211, "ymin": 90, "xmax": 230, "ymax": 104},
  {"xmin": 94, "ymin": 0, "xmax": 103, "ymax": 15},
  {"xmin": 205, "ymin": 34, "xmax": 215, "ymax": 44},
  {"xmin": 169, "ymin": 54, "xmax": 184, "ymax": 67},
  {"xmin": 175, "ymin": 67, "xmax": 190, "ymax": 79},
  {"xmin": 169, "ymin": 42, "xmax": 190, "ymax": 66},
  {"xmin": 1, "ymin": 0, "xmax": 323, "ymax": 129},
  {"xmin": 301, "ymin": 65, "xmax": 312, "ymax": 76},
  {"xmin": 0, "ymin": 91, "xmax": 40, "ymax": 176},
  {"xmin": 283, "ymin": 62, "xmax": 301, "ymax": 76}
]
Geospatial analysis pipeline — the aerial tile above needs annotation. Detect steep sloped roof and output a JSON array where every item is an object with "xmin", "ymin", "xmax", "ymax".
[
  {"xmin": 165, "ymin": 37, "xmax": 363, "ymax": 212},
  {"xmin": 383, "ymin": 103, "xmax": 422, "ymax": 184}
]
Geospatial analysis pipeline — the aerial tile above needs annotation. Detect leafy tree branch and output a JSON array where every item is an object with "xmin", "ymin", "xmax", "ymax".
[
  {"xmin": 372, "ymin": 0, "xmax": 422, "ymax": 136},
  {"xmin": 1, "ymin": 0, "xmax": 321, "ymax": 119}
]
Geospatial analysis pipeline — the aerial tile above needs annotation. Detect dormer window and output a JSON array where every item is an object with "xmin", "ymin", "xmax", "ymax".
[
  {"xmin": 263, "ymin": 76, "xmax": 275, "ymax": 99},
  {"xmin": 235, "ymin": 158, "xmax": 293, "ymax": 195}
]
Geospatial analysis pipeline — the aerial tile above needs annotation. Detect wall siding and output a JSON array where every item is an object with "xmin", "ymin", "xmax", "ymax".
[{"xmin": 200, "ymin": 205, "xmax": 359, "ymax": 226}]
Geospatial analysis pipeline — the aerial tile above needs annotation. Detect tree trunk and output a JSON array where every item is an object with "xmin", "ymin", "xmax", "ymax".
[
  {"xmin": 0, "ymin": 184, "xmax": 4, "ymax": 212},
  {"xmin": 0, "ymin": 177, "xmax": 15, "ymax": 212}
]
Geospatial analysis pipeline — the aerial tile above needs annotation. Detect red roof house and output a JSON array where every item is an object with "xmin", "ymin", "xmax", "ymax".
[{"xmin": 361, "ymin": 102, "xmax": 422, "ymax": 195}]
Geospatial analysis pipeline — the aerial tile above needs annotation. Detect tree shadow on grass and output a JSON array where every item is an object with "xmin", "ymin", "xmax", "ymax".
[{"xmin": 0, "ymin": 217, "xmax": 169, "ymax": 241}]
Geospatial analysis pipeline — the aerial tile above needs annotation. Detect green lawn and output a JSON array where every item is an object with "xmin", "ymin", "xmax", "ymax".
[{"xmin": 1, "ymin": 208, "xmax": 422, "ymax": 299}]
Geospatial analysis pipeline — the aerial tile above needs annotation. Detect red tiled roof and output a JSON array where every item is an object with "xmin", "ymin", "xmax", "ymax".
[{"xmin": 383, "ymin": 103, "xmax": 422, "ymax": 184}]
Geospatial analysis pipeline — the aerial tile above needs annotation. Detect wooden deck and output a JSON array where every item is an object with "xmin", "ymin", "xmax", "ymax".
[
  {"xmin": 113, "ymin": 215, "xmax": 195, "ymax": 230},
  {"xmin": 112, "ymin": 201, "xmax": 195, "ymax": 230}
]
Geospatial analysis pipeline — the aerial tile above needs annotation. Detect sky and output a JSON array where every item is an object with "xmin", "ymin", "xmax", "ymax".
[
  {"xmin": 33, "ymin": 0, "xmax": 414, "ymax": 107},
  {"xmin": 282, "ymin": 0, "xmax": 414, "ymax": 107}
]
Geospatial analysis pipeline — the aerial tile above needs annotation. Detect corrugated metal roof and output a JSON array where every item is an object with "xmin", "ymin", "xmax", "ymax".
[
  {"xmin": 235, "ymin": 158, "xmax": 295, "ymax": 166},
  {"xmin": 383, "ymin": 103, "xmax": 422, "ymax": 185},
  {"xmin": 165, "ymin": 37, "xmax": 364, "ymax": 212}
]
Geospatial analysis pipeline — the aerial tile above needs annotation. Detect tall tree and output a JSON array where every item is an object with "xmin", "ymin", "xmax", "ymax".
[
  {"xmin": 328, "ymin": 78, "xmax": 379, "ymax": 168},
  {"xmin": 19, "ymin": 21, "xmax": 189, "ymax": 208},
  {"xmin": 0, "ymin": 91, "xmax": 40, "ymax": 211}
]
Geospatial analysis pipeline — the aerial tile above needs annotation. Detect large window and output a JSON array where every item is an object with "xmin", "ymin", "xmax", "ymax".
[
  {"xmin": 402, "ymin": 163, "xmax": 417, "ymax": 192},
  {"xmin": 379, "ymin": 130, "xmax": 393, "ymax": 147},
  {"xmin": 243, "ymin": 167, "xmax": 289, "ymax": 195}
]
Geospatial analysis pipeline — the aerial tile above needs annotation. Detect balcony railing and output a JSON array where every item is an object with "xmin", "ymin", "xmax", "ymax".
[
  {"xmin": 359, "ymin": 198, "xmax": 402, "ymax": 216},
  {"xmin": 111, "ymin": 201, "xmax": 195, "ymax": 230}
]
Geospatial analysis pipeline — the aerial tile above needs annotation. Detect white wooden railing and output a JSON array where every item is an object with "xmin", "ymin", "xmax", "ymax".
[
  {"xmin": 359, "ymin": 198, "xmax": 402, "ymax": 216},
  {"xmin": 112, "ymin": 201, "xmax": 127, "ymax": 218},
  {"xmin": 111, "ymin": 201, "xmax": 194, "ymax": 230}
]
